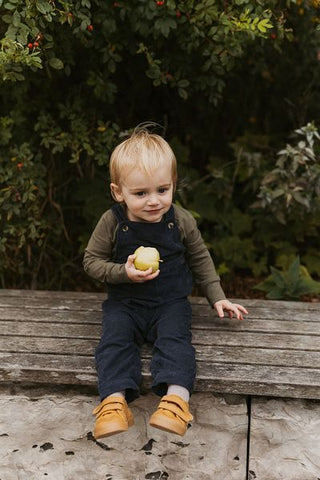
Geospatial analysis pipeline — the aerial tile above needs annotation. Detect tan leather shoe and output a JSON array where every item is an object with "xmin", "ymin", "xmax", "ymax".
[
  {"xmin": 92, "ymin": 396, "xmax": 134, "ymax": 439},
  {"xmin": 149, "ymin": 394, "xmax": 193, "ymax": 436}
]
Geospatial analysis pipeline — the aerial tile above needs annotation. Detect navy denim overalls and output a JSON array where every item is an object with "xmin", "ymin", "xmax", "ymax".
[{"xmin": 95, "ymin": 204, "xmax": 197, "ymax": 402}]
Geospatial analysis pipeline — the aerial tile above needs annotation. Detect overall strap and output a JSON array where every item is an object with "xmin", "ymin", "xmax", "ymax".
[
  {"xmin": 111, "ymin": 204, "xmax": 126, "ymax": 223},
  {"xmin": 164, "ymin": 205, "xmax": 175, "ymax": 222}
]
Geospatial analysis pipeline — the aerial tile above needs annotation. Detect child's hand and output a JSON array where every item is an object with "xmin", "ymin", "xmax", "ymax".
[
  {"xmin": 214, "ymin": 299, "xmax": 248, "ymax": 321},
  {"xmin": 125, "ymin": 254, "xmax": 160, "ymax": 283}
]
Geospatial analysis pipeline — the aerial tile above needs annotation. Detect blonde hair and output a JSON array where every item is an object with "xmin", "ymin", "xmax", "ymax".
[{"xmin": 109, "ymin": 125, "xmax": 177, "ymax": 189}]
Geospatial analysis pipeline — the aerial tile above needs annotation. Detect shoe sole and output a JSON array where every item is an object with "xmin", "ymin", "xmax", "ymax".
[
  {"xmin": 94, "ymin": 418, "xmax": 134, "ymax": 439},
  {"xmin": 149, "ymin": 417, "xmax": 186, "ymax": 436},
  {"xmin": 94, "ymin": 426, "xmax": 128, "ymax": 439}
]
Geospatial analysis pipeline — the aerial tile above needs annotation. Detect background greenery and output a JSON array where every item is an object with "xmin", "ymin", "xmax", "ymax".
[{"xmin": 1, "ymin": 0, "xmax": 320, "ymax": 298}]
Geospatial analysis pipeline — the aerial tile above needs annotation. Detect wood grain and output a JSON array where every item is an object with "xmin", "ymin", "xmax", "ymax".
[{"xmin": 0, "ymin": 289, "xmax": 319, "ymax": 399}]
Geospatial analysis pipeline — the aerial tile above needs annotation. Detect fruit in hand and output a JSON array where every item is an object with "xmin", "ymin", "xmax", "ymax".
[{"xmin": 134, "ymin": 246, "xmax": 161, "ymax": 273}]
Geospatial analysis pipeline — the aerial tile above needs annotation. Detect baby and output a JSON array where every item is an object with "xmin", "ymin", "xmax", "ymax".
[{"xmin": 83, "ymin": 126, "xmax": 248, "ymax": 438}]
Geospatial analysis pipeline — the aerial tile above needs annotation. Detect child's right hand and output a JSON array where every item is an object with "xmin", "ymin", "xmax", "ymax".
[{"xmin": 125, "ymin": 254, "xmax": 160, "ymax": 283}]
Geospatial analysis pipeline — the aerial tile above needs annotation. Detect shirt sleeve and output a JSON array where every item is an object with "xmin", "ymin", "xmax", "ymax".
[
  {"xmin": 174, "ymin": 205, "xmax": 226, "ymax": 306},
  {"xmin": 83, "ymin": 209, "xmax": 130, "ymax": 284}
]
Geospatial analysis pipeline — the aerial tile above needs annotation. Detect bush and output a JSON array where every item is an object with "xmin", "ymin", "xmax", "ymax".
[
  {"xmin": 254, "ymin": 256, "xmax": 320, "ymax": 300},
  {"xmin": 0, "ymin": 0, "xmax": 319, "ymax": 291}
]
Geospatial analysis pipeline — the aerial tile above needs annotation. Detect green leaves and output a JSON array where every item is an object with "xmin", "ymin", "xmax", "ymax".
[
  {"xmin": 2, "ymin": 1, "xmax": 18, "ymax": 10},
  {"xmin": 0, "ymin": 139, "xmax": 47, "ymax": 252},
  {"xmin": 0, "ymin": 0, "xmax": 93, "ymax": 81},
  {"xmin": 0, "ymin": 0, "xmax": 318, "ymax": 290},
  {"xmin": 36, "ymin": 0, "xmax": 52, "ymax": 15},
  {"xmin": 154, "ymin": 17, "xmax": 177, "ymax": 37},
  {"xmin": 256, "ymin": 122, "xmax": 320, "ymax": 221},
  {"xmin": 254, "ymin": 257, "xmax": 320, "ymax": 300},
  {"xmin": 231, "ymin": 8, "xmax": 273, "ymax": 36},
  {"xmin": 257, "ymin": 18, "xmax": 273, "ymax": 33},
  {"xmin": 0, "ymin": 38, "xmax": 43, "ymax": 81},
  {"xmin": 0, "ymin": 0, "xmax": 281, "ymax": 107},
  {"xmin": 48, "ymin": 57, "xmax": 64, "ymax": 70}
]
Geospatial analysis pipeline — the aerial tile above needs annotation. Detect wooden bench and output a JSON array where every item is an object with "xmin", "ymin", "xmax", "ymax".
[{"xmin": 0, "ymin": 289, "xmax": 320, "ymax": 400}]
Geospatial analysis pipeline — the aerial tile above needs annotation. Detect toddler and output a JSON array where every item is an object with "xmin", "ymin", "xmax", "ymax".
[{"xmin": 83, "ymin": 126, "xmax": 248, "ymax": 439}]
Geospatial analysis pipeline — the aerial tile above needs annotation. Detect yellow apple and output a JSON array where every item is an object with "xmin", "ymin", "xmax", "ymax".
[{"xmin": 134, "ymin": 246, "xmax": 161, "ymax": 273}]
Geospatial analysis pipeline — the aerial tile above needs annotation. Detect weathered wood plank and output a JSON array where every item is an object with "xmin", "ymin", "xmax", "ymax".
[
  {"xmin": 1, "ymin": 354, "xmax": 319, "ymax": 399},
  {"xmin": 1, "ymin": 289, "xmax": 320, "ymax": 400},
  {"xmin": 192, "ymin": 310, "xmax": 320, "ymax": 323},
  {"xmin": 0, "ymin": 352, "xmax": 93, "ymax": 367},
  {"xmin": 190, "ymin": 345, "xmax": 320, "ymax": 368},
  {"xmin": 0, "ymin": 296, "xmax": 102, "ymax": 311},
  {"xmin": 1, "ymin": 289, "xmax": 319, "ymax": 310},
  {"xmin": 191, "ymin": 330, "xmax": 320, "ymax": 350},
  {"xmin": 0, "ymin": 308, "xmax": 102, "ymax": 324},
  {"xmin": 1, "ymin": 289, "xmax": 319, "ymax": 312},
  {"xmin": 0, "ymin": 336, "xmax": 97, "ymax": 355},
  {"xmin": 191, "ymin": 304, "xmax": 320, "ymax": 322},
  {"xmin": 0, "ymin": 352, "xmax": 96, "ymax": 370},
  {"xmin": 192, "ymin": 318, "xmax": 320, "ymax": 334},
  {"xmin": 0, "ymin": 321, "xmax": 102, "ymax": 338},
  {"xmin": 0, "ymin": 289, "xmax": 105, "ymax": 300},
  {"xmin": 1, "ymin": 298, "xmax": 319, "ymax": 327},
  {"xmin": 2, "ymin": 341, "xmax": 320, "ymax": 371},
  {"xmin": 2, "ymin": 317, "xmax": 320, "ymax": 337},
  {"xmin": 242, "ymin": 308, "xmax": 320, "ymax": 322},
  {"xmin": 1, "ymin": 311, "xmax": 320, "ymax": 334},
  {"xmin": 1, "ymin": 328, "xmax": 319, "ymax": 353},
  {"xmin": 194, "ymin": 364, "xmax": 320, "ymax": 400}
]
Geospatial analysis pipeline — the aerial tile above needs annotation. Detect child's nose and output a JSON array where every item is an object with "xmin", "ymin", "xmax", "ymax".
[{"xmin": 148, "ymin": 193, "xmax": 160, "ymax": 205}]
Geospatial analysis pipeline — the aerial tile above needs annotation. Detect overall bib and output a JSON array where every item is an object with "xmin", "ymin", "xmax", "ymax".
[{"xmin": 95, "ymin": 204, "xmax": 196, "ymax": 402}]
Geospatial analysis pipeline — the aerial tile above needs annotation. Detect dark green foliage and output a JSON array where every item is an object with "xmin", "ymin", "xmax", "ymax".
[
  {"xmin": 0, "ymin": 0, "xmax": 319, "ymax": 291},
  {"xmin": 254, "ymin": 256, "xmax": 320, "ymax": 300}
]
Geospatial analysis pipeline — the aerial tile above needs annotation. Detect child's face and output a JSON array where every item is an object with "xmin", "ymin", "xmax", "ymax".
[{"xmin": 111, "ymin": 163, "xmax": 173, "ymax": 223}]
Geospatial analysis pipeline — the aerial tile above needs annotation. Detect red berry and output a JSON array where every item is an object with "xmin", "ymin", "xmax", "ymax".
[
  {"xmin": 28, "ymin": 43, "xmax": 33, "ymax": 49},
  {"xmin": 33, "ymin": 41, "xmax": 39, "ymax": 48},
  {"xmin": 87, "ymin": 24, "xmax": 93, "ymax": 32},
  {"xmin": 270, "ymin": 32, "xmax": 277, "ymax": 39},
  {"xmin": 176, "ymin": 11, "xmax": 181, "ymax": 18},
  {"xmin": 67, "ymin": 12, "xmax": 75, "ymax": 25},
  {"xmin": 156, "ymin": 1, "xmax": 165, "ymax": 5}
]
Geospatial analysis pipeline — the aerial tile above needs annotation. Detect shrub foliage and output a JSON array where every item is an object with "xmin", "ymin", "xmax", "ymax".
[{"xmin": 0, "ymin": 0, "xmax": 319, "ymax": 293}]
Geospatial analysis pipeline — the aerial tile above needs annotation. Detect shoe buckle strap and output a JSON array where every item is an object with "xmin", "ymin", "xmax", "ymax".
[
  {"xmin": 159, "ymin": 400, "xmax": 193, "ymax": 423},
  {"xmin": 93, "ymin": 399, "xmax": 125, "ymax": 415}
]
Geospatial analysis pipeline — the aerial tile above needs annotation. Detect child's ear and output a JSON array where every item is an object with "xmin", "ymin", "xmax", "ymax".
[{"xmin": 110, "ymin": 183, "xmax": 123, "ymax": 202}]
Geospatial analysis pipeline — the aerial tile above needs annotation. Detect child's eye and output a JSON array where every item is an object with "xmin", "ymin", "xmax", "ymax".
[
  {"xmin": 135, "ymin": 191, "xmax": 145, "ymax": 197},
  {"xmin": 158, "ymin": 187, "xmax": 168, "ymax": 194}
]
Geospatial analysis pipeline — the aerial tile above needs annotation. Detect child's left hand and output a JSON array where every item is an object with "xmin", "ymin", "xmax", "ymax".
[
  {"xmin": 214, "ymin": 299, "xmax": 248, "ymax": 321},
  {"xmin": 125, "ymin": 254, "xmax": 160, "ymax": 283}
]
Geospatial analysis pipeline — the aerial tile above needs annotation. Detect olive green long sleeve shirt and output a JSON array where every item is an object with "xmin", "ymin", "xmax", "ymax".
[{"xmin": 83, "ymin": 204, "xmax": 226, "ymax": 306}]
